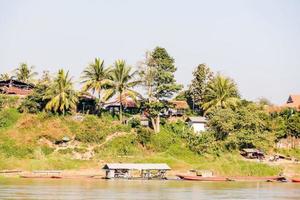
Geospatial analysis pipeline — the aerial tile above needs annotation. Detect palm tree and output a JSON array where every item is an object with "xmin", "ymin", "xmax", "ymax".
[
  {"xmin": 81, "ymin": 58, "xmax": 111, "ymax": 110},
  {"xmin": 202, "ymin": 75, "xmax": 240, "ymax": 114},
  {"xmin": 15, "ymin": 63, "xmax": 38, "ymax": 83},
  {"xmin": 43, "ymin": 69, "xmax": 78, "ymax": 115},
  {"xmin": 0, "ymin": 73, "xmax": 10, "ymax": 81},
  {"xmin": 104, "ymin": 60, "xmax": 141, "ymax": 121}
]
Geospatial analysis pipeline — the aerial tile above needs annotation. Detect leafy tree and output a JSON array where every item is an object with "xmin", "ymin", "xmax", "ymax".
[
  {"xmin": 43, "ymin": 69, "xmax": 78, "ymax": 115},
  {"xmin": 205, "ymin": 103, "xmax": 276, "ymax": 151},
  {"xmin": 18, "ymin": 84, "xmax": 48, "ymax": 113},
  {"xmin": 202, "ymin": 75, "xmax": 240, "ymax": 114},
  {"xmin": 14, "ymin": 63, "xmax": 37, "ymax": 83},
  {"xmin": 286, "ymin": 113, "xmax": 300, "ymax": 138},
  {"xmin": 104, "ymin": 60, "xmax": 140, "ymax": 121},
  {"xmin": 138, "ymin": 51, "xmax": 156, "ymax": 100},
  {"xmin": 152, "ymin": 47, "xmax": 182, "ymax": 99},
  {"xmin": 141, "ymin": 47, "xmax": 182, "ymax": 133},
  {"xmin": 188, "ymin": 63, "xmax": 213, "ymax": 113},
  {"xmin": 38, "ymin": 70, "xmax": 52, "ymax": 85},
  {"xmin": 81, "ymin": 58, "xmax": 111, "ymax": 110}
]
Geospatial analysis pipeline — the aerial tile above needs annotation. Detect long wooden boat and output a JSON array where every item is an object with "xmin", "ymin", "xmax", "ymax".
[
  {"xmin": 177, "ymin": 175, "xmax": 231, "ymax": 181},
  {"xmin": 230, "ymin": 176, "xmax": 286, "ymax": 182},
  {"xmin": 20, "ymin": 175, "xmax": 62, "ymax": 179},
  {"xmin": 291, "ymin": 178, "xmax": 300, "ymax": 183}
]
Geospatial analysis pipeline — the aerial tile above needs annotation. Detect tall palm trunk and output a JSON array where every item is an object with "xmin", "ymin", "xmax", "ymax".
[{"xmin": 119, "ymin": 92, "xmax": 123, "ymax": 122}]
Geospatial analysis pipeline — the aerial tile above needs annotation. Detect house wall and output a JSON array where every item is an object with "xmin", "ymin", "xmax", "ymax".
[{"xmin": 189, "ymin": 122, "xmax": 206, "ymax": 133}]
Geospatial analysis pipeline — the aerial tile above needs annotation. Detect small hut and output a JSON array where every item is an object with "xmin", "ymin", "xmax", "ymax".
[
  {"xmin": 240, "ymin": 148, "xmax": 265, "ymax": 159},
  {"xmin": 102, "ymin": 163, "xmax": 171, "ymax": 179},
  {"xmin": 186, "ymin": 117, "xmax": 207, "ymax": 133}
]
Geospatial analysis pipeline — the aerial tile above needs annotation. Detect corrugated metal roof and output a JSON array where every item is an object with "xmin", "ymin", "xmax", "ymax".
[{"xmin": 102, "ymin": 163, "xmax": 171, "ymax": 170}]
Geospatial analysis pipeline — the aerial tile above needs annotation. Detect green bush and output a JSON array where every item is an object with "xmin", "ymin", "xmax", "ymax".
[
  {"xmin": 150, "ymin": 128, "xmax": 177, "ymax": 152},
  {"xmin": 128, "ymin": 117, "xmax": 141, "ymax": 128},
  {"xmin": 75, "ymin": 115, "xmax": 107, "ymax": 143},
  {"xmin": 41, "ymin": 146, "xmax": 55, "ymax": 155},
  {"xmin": 0, "ymin": 95, "xmax": 19, "ymax": 109},
  {"xmin": 137, "ymin": 127, "xmax": 152, "ymax": 147},
  {"xmin": 0, "ymin": 108, "xmax": 20, "ymax": 130},
  {"xmin": 95, "ymin": 134, "xmax": 139, "ymax": 156},
  {"xmin": 0, "ymin": 137, "xmax": 34, "ymax": 158}
]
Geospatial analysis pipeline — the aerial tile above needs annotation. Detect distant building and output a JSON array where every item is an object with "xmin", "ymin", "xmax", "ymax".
[
  {"xmin": 0, "ymin": 79, "xmax": 34, "ymax": 97},
  {"xmin": 283, "ymin": 95, "xmax": 300, "ymax": 111},
  {"xmin": 77, "ymin": 93, "xmax": 97, "ymax": 114},
  {"xmin": 186, "ymin": 116, "xmax": 207, "ymax": 133},
  {"xmin": 268, "ymin": 94, "xmax": 300, "ymax": 112},
  {"xmin": 104, "ymin": 96, "xmax": 139, "ymax": 114},
  {"xmin": 168, "ymin": 100, "xmax": 189, "ymax": 116}
]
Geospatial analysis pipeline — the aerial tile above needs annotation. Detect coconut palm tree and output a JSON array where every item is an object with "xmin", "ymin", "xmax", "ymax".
[
  {"xmin": 43, "ymin": 69, "xmax": 78, "ymax": 115},
  {"xmin": 81, "ymin": 58, "xmax": 111, "ymax": 110},
  {"xmin": 15, "ymin": 63, "xmax": 38, "ymax": 83},
  {"xmin": 202, "ymin": 75, "xmax": 240, "ymax": 114},
  {"xmin": 104, "ymin": 60, "xmax": 141, "ymax": 121},
  {"xmin": 0, "ymin": 73, "xmax": 10, "ymax": 81}
]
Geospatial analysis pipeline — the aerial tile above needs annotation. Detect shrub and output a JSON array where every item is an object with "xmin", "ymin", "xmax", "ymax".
[
  {"xmin": 150, "ymin": 128, "xmax": 177, "ymax": 152},
  {"xmin": 137, "ymin": 127, "xmax": 152, "ymax": 147},
  {"xmin": 95, "ymin": 134, "xmax": 139, "ymax": 156},
  {"xmin": 0, "ymin": 108, "xmax": 20, "ymax": 130},
  {"xmin": 41, "ymin": 146, "xmax": 55, "ymax": 155},
  {"xmin": 128, "ymin": 117, "xmax": 141, "ymax": 128},
  {"xmin": 0, "ymin": 137, "xmax": 34, "ymax": 158},
  {"xmin": 0, "ymin": 95, "xmax": 19, "ymax": 109},
  {"xmin": 75, "ymin": 115, "xmax": 107, "ymax": 143}
]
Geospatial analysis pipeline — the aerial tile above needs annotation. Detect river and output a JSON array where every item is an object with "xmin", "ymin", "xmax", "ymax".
[{"xmin": 0, "ymin": 178, "xmax": 299, "ymax": 200}]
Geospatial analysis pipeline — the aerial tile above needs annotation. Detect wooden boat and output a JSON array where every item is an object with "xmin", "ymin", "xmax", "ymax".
[
  {"xmin": 177, "ymin": 175, "xmax": 231, "ymax": 181},
  {"xmin": 230, "ymin": 176, "xmax": 286, "ymax": 182},
  {"xmin": 291, "ymin": 178, "xmax": 300, "ymax": 183},
  {"xmin": 20, "ymin": 175, "xmax": 62, "ymax": 179}
]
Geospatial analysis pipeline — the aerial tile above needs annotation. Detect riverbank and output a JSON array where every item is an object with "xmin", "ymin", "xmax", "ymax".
[{"xmin": 0, "ymin": 109, "xmax": 299, "ymax": 178}]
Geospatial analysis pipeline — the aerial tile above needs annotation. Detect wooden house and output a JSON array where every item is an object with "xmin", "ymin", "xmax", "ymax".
[
  {"xmin": 77, "ymin": 93, "xmax": 97, "ymax": 114},
  {"xmin": 168, "ymin": 100, "xmax": 189, "ymax": 116},
  {"xmin": 0, "ymin": 79, "xmax": 34, "ymax": 97}
]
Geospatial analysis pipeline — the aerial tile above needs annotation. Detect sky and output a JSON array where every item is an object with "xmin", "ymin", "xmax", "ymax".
[{"xmin": 0, "ymin": 0, "xmax": 299, "ymax": 104}]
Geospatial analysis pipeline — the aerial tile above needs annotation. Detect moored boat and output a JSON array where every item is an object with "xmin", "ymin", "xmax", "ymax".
[
  {"xmin": 177, "ymin": 175, "xmax": 231, "ymax": 181},
  {"xmin": 230, "ymin": 176, "xmax": 286, "ymax": 182},
  {"xmin": 20, "ymin": 175, "xmax": 62, "ymax": 179},
  {"xmin": 291, "ymin": 178, "xmax": 300, "ymax": 183}
]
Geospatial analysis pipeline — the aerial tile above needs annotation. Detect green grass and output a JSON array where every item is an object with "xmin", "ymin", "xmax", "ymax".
[
  {"xmin": 0, "ymin": 108, "xmax": 20, "ymax": 131},
  {"xmin": 0, "ymin": 111, "xmax": 287, "ymax": 176}
]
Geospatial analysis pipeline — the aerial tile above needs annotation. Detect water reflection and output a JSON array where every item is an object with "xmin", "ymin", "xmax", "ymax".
[{"xmin": 0, "ymin": 178, "xmax": 299, "ymax": 200}]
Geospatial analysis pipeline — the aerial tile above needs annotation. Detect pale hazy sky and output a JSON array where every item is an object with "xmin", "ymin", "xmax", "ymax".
[{"xmin": 0, "ymin": 0, "xmax": 299, "ymax": 104}]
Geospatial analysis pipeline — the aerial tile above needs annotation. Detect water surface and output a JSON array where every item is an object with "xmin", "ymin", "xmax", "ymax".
[{"xmin": 0, "ymin": 178, "xmax": 299, "ymax": 200}]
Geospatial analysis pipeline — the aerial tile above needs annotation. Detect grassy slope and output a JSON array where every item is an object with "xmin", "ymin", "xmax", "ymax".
[{"xmin": 0, "ymin": 109, "xmax": 288, "ymax": 176}]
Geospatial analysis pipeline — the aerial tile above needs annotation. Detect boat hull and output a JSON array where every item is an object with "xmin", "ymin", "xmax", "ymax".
[
  {"xmin": 291, "ymin": 178, "xmax": 300, "ymax": 183},
  {"xmin": 177, "ymin": 175, "xmax": 230, "ymax": 181}
]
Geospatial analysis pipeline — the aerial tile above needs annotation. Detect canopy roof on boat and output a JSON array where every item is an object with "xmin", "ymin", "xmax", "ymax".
[{"xmin": 102, "ymin": 163, "xmax": 171, "ymax": 170}]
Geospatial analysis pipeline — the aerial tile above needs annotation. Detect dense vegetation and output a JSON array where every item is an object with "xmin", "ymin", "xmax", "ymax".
[{"xmin": 0, "ymin": 46, "xmax": 299, "ymax": 176}]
